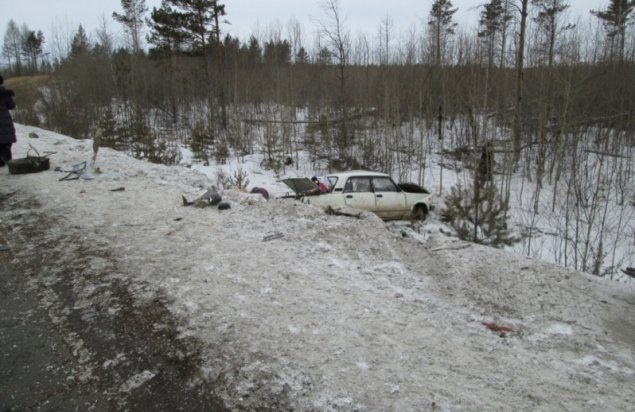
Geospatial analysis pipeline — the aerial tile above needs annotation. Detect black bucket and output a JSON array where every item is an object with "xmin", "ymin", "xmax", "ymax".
[{"xmin": 8, "ymin": 156, "xmax": 51, "ymax": 175}]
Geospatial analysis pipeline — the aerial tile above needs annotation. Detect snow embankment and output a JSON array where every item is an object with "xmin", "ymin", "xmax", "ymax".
[{"xmin": 2, "ymin": 124, "xmax": 634, "ymax": 411}]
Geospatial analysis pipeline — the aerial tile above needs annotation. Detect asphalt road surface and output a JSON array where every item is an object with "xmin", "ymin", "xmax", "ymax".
[
  {"xmin": 0, "ymin": 188, "xmax": 227, "ymax": 412},
  {"xmin": 0, "ymin": 253, "xmax": 108, "ymax": 411}
]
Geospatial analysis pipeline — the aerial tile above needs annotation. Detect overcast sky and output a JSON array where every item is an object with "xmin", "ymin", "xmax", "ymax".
[{"xmin": 2, "ymin": 0, "xmax": 607, "ymax": 53}]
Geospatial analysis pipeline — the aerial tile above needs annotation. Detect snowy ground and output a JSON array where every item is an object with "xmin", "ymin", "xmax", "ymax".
[{"xmin": 2, "ymin": 124, "xmax": 634, "ymax": 410}]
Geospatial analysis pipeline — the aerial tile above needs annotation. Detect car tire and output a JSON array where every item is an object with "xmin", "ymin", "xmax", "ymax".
[{"xmin": 413, "ymin": 204, "xmax": 428, "ymax": 221}]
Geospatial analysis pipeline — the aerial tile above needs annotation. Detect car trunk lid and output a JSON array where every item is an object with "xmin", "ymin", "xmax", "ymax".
[{"xmin": 280, "ymin": 177, "xmax": 318, "ymax": 197}]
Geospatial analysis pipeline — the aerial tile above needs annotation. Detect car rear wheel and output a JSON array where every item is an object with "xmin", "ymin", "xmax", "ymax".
[{"xmin": 413, "ymin": 204, "xmax": 428, "ymax": 221}]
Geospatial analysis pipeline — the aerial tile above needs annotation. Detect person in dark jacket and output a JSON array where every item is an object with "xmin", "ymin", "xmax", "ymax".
[{"xmin": 0, "ymin": 75, "xmax": 17, "ymax": 166}]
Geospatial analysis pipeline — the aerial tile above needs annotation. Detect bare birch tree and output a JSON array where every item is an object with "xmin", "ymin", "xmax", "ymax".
[
  {"xmin": 319, "ymin": 0, "xmax": 352, "ymax": 158},
  {"xmin": 512, "ymin": 0, "xmax": 530, "ymax": 164}
]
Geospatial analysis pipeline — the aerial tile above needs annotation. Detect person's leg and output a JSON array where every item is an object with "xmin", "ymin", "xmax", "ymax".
[
  {"xmin": 1, "ymin": 143, "xmax": 13, "ymax": 165},
  {"xmin": 0, "ymin": 144, "xmax": 8, "ymax": 166}
]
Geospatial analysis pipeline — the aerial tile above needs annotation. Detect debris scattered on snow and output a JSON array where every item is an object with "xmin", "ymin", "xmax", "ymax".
[
  {"xmin": 119, "ymin": 370, "xmax": 157, "ymax": 393},
  {"xmin": 263, "ymin": 233, "xmax": 284, "ymax": 241},
  {"xmin": 482, "ymin": 321, "xmax": 514, "ymax": 333}
]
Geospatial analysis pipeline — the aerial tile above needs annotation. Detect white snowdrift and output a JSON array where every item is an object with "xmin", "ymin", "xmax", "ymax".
[{"xmin": 2, "ymin": 124, "xmax": 634, "ymax": 411}]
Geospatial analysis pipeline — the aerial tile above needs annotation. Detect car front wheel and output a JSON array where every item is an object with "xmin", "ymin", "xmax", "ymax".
[{"xmin": 413, "ymin": 204, "xmax": 428, "ymax": 221}]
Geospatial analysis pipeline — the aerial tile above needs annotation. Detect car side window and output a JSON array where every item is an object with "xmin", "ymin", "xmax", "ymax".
[
  {"xmin": 347, "ymin": 177, "xmax": 372, "ymax": 193},
  {"xmin": 372, "ymin": 177, "xmax": 398, "ymax": 192}
]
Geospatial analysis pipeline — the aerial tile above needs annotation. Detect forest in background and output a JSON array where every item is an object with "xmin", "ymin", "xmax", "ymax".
[{"xmin": 2, "ymin": 0, "xmax": 634, "ymax": 278}]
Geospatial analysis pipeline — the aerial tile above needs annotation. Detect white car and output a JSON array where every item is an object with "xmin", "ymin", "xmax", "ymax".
[{"xmin": 282, "ymin": 171, "xmax": 434, "ymax": 220}]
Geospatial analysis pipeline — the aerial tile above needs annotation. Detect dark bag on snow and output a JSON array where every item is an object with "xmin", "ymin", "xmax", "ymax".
[{"xmin": 8, "ymin": 156, "xmax": 50, "ymax": 175}]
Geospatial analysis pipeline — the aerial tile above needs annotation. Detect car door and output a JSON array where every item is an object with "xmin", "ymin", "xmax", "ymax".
[
  {"xmin": 372, "ymin": 176, "xmax": 407, "ymax": 219},
  {"xmin": 343, "ymin": 176, "xmax": 376, "ymax": 212}
]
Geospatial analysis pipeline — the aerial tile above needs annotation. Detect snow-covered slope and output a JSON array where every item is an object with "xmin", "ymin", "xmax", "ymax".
[{"xmin": 2, "ymin": 125, "xmax": 634, "ymax": 410}]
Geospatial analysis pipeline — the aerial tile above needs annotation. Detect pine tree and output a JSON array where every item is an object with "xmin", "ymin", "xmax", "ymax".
[
  {"xmin": 147, "ymin": 6, "xmax": 184, "ymax": 54},
  {"xmin": 478, "ymin": 0, "xmax": 511, "ymax": 68},
  {"xmin": 445, "ymin": 180, "xmax": 515, "ymax": 247},
  {"xmin": 98, "ymin": 107, "xmax": 126, "ymax": 151},
  {"xmin": 113, "ymin": 0, "xmax": 148, "ymax": 54},
  {"xmin": 21, "ymin": 30, "xmax": 44, "ymax": 74},
  {"xmin": 147, "ymin": 0, "xmax": 227, "ymax": 132},
  {"xmin": 190, "ymin": 120, "xmax": 213, "ymax": 162},
  {"xmin": 591, "ymin": 0, "xmax": 635, "ymax": 63},
  {"xmin": 428, "ymin": 0, "xmax": 458, "ymax": 66},
  {"xmin": 70, "ymin": 25, "xmax": 90, "ymax": 59},
  {"xmin": 148, "ymin": 0, "xmax": 224, "ymax": 55},
  {"xmin": 295, "ymin": 47, "xmax": 309, "ymax": 64},
  {"xmin": 264, "ymin": 40, "xmax": 291, "ymax": 67},
  {"xmin": 246, "ymin": 36, "xmax": 262, "ymax": 67},
  {"xmin": 532, "ymin": 0, "xmax": 574, "ymax": 67}
]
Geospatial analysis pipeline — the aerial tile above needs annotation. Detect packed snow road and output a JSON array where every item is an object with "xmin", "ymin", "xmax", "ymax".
[
  {"xmin": 0, "ymin": 187, "xmax": 226, "ymax": 411},
  {"xmin": 1, "ymin": 126, "xmax": 634, "ymax": 411}
]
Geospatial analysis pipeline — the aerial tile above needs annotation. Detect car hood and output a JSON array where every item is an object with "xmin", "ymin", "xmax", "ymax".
[
  {"xmin": 280, "ymin": 177, "xmax": 318, "ymax": 196},
  {"xmin": 399, "ymin": 182, "xmax": 430, "ymax": 194}
]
